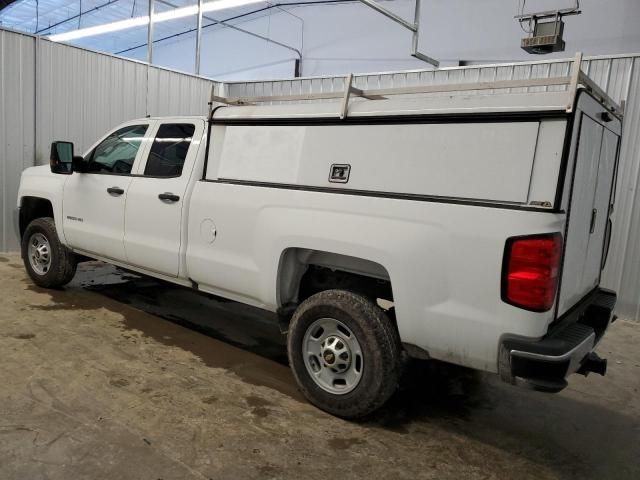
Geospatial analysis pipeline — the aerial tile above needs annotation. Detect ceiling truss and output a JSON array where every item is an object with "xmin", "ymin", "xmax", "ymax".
[{"xmin": 359, "ymin": 0, "xmax": 438, "ymax": 67}]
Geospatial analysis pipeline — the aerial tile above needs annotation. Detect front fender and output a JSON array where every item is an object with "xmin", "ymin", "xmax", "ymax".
[{"xmin": 17, "ymin": 166, "xmax": 68, "ymax": 245}]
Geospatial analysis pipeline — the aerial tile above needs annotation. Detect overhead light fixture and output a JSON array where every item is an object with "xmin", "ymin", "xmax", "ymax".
[{"xmin": 48, "ymin": 0, "xmax": 264, "ymax": 42}]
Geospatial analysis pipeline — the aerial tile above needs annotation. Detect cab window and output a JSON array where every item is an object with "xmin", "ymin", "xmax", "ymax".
[
  {"xmin": 86, "ymin": 124, "xmax": 148, "ymax": 174},
  {"xmin": 144, "ymin": 123, "xmax": 196, "ymax": 177}
]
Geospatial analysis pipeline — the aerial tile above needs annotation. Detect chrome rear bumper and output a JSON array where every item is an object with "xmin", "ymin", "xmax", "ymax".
[{"xmin": 499, "ymin": 288, "xmax": 616, "ymax": 391}]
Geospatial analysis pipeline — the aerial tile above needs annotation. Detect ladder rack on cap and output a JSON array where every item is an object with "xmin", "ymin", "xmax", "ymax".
[{"xmin": 208, "ymin": 53, "xmax": 623, "ymax": 120}]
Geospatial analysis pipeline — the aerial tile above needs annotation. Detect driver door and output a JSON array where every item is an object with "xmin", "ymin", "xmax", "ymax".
[{"xmin": 63, "ymin": 121, "xmax": 154, "ymax": 261}]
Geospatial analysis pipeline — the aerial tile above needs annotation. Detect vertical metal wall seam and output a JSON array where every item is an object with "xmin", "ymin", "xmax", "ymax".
[
  {"xmin": 34, "ymin": 35, "xmax": 38, "ymax": 169},
  {"xmin": 620, "ymin": 59, "xmax": 640, "ymax": 320},
  {"xmin": 630, "ymin": 58, "xmax": 640, "ymax": 321},
  {"xmin": 1, "ymin": 31, "xmax": 5, "ymax": 251},
  {"xmin": 603, "ymin": 59, "xmax": 612, "ymax": 93},
  {"xmin": 612, "ymin": 57, "xmax": 637, "ymax": 295}
]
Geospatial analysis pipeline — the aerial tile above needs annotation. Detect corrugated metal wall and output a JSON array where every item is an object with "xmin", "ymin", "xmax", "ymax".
[
  {"xmin": 607, "ymin": 58, "xmax": 640, "ymax": 321},
  {"xmin": 0, "ymin": 28, "xmax": 215, "ymax": 253},
  {"xmin": 35, "ymin": 40, "xmax": 148, "ymax": 163},
  {"xmin": 146, "ymin": 67, "xmax": 213, "ymax": 117},
  {"xmin": 221, "ymin": 56, "xmax": 640, "ymax": 321},
  {"xmin": 0, "ymin": 30, "xmax": 35, "ymax": 252},
  {"xmin": 35, "ymin": 39, "xmax": 214, "ymax": 161},
  {"xmin": 1, "ymin": 25, "xmax": 639, "ymax": 320}
]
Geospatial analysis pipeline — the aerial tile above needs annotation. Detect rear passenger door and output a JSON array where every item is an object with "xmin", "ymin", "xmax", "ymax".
[{"xmin": 124, "ymin": 120, "xmax": 205, "ymax": 277}]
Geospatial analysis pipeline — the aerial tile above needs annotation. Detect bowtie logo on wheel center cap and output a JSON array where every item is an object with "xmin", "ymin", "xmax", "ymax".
[{"xmin": 323, "ymin": 351, "xmax": 336, "ymax": 365}]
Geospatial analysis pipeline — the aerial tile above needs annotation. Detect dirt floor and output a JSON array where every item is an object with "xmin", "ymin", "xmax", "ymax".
[{"xmin": 0, "ymin": 253, "xmax": 639, "ymax": 480}]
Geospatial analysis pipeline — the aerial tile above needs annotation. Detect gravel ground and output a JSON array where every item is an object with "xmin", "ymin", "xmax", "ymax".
[{"xmin": 0, "ymin": 254, "xmax": 638, "ymax": 479}]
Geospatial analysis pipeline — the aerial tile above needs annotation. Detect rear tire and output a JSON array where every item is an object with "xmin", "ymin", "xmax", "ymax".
[
  {"xmin": 287, "ymin": 289, "xmax": 402, "ymax": 418},
  {"xmin": 21, "ymin": 217, "xmax": 77, "ymax": 288}
]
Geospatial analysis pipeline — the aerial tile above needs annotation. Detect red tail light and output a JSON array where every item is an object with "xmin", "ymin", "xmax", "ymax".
[{"xmin": 502, "ymin": 233, "xmax": 563, "ymax": 312}]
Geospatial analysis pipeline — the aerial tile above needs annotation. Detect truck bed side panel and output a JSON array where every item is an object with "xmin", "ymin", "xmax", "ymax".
[{"xmin": 186, "ymin": 181, "xmax": 565, "ymax": 372}]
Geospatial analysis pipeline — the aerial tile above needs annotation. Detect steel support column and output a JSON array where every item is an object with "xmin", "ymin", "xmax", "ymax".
[
  {"xmin": 195, "ymin": 0, "xmax": 203, "ymax": 74},
  {"xmin": 147, "ymin": 0, "xmax": 154, "ymax": 64}
]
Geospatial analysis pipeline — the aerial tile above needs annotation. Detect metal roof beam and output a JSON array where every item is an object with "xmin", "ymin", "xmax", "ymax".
[
  {"xmin": 0, "ymin": 0, "xmax": 22, "ymax": 13},
  {"xmin": 358, "ymin": 0, "xmax": 416, "ymax": 31},
  {"xmin": 358, "ymin": 0, "xmax": 438, "ymax": 67}
]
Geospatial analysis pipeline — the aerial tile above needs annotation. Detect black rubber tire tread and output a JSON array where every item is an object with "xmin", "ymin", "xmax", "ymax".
[
  {"xmin": 287, "ymin": 289, "xmax": 402, "ymax": 418},
  {"xmin": 21, "ymin": 217, "xmax": 77, "ymax": 288}
]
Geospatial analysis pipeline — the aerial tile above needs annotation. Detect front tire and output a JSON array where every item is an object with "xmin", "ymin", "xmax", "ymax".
[
  {"xmin": 21, "ymin": 217, "xmax": 77, "ymax": 288},
  {"xmin": 287, "ymin": 289, "xmax": 402, "ymax": 418}
]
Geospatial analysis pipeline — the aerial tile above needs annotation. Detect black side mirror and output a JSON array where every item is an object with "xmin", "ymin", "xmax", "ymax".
[{"xmin": 50, "ymin": 141, "xmax": 75, "ymax": 174}]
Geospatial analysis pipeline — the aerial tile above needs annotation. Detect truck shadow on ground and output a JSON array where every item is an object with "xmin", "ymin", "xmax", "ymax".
[{"xmin": 25, "ymin": 260, "xmax": 639, "ymax": 480}]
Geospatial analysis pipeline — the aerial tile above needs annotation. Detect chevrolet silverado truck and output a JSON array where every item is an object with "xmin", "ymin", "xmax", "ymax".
[{"xmin": 15, "ymin": 62, "xmax": 622, "ymax": 418}]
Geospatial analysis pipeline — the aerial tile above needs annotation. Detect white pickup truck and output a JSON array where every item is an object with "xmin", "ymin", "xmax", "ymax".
[{"xmin": 15, "ymin": 61, "xmax": 622, "ymax": 418}]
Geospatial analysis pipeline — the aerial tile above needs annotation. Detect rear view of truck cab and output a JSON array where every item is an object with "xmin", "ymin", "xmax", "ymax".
[{"xmin": 499, "ymin": 90, "xmax": 620, "ymax": 392}]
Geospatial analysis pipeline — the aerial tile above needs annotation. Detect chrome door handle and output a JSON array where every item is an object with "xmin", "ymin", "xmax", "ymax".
[
  {"xmin": 107, "ymin": 186, "xmax": 124, "ymax": 196},
  {"xmin": 158, "ymin": 192, "xmax": 180, "ymax": 202}
]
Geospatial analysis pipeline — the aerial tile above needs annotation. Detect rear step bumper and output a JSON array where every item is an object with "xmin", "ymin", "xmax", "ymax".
[{"xmin": 499, "ymin": 288, "xmax": 617, "ymax": 392}]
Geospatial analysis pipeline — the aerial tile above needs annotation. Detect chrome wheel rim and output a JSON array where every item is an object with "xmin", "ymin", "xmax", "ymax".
[
  {"xmin": 302, "ymin": 317, "xmax": 363, "ymax": 395},
  {"xmin": 27, "ymin": 233, "xmax": 51, "ymax": 276}
]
